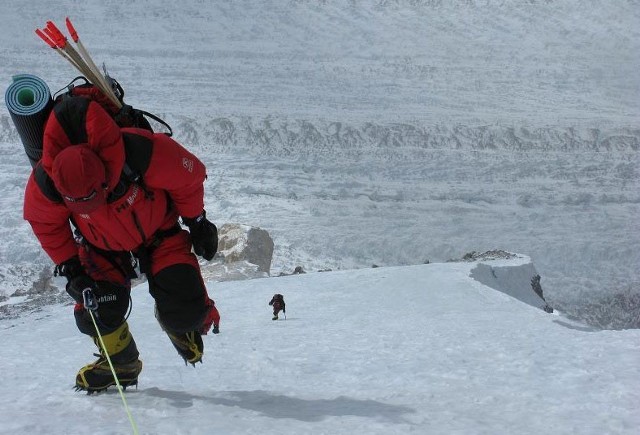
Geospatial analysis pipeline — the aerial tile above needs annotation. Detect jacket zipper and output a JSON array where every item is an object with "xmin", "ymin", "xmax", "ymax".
[
  {"xmin": 131, "ymin": 211, "xmax": 147, "ymax": 245},
  {"xmin": 87, "ymin": 222, "xmax": 114, "ymax": 250}
]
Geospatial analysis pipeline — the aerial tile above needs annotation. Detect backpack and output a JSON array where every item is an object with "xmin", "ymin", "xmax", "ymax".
[
  {"xmin": 55, "ymin": 76, "xmax": 173, "ymax": 137},
  {"xmin": 34, "ymin": 130, "xmax": 154, "ymax": 206},
  {"xmin": 9, "ymin": 19, "xmax": 173, "ymax": 169},
  {"xmin": 269, "ymin": 294, "xmax": 285, "ymax": 311},
  {"xmin": 31, "ymin": 68, "xmax": 179, "ymax": 206}
]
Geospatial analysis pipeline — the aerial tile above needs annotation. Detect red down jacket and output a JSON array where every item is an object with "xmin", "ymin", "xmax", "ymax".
[{"xmin": 23, "ymin": 98, "xmax": 206, "ymax": 267}]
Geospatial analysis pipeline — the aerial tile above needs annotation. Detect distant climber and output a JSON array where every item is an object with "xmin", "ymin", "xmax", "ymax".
[{"xmin": 269, "ymin": 294, "xmax": 286, "ymax": 320}]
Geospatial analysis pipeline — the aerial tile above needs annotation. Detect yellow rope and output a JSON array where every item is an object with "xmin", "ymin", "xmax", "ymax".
[{"xmin": 88, "ymin": 308, "xmax": 139, "ymax": 435}]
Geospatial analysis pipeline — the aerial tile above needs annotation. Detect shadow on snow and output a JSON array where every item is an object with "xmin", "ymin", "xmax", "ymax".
[{"xmin": 140, "ymin": 387, "xmax": 415, "ymax": 423}]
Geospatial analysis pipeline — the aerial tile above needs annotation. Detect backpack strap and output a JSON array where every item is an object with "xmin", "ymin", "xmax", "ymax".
[
  {"xmin": 107, "ymin": 132, "xmax": 154, "ymax": 203},
  {"xmin": 137, "ymin": 109, "xmax": 173, "ymax": 137},
  {"xmin": 34, "ymin": 162, "xmax": 63, "ymax": 203},
  {"xmin": 121, "ymin": 132, "xmax": 153, "ymax": 177},
  {"xmin": 53, "ymin": 97, "xmax": 91, "ymax": 145}
]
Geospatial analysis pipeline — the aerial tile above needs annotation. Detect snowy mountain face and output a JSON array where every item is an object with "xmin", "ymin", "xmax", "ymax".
[
  {"xmin": 0, "ymin": 0, "xmax": 639, "ymax": 329},
  {"xmin": 1, "ymin": 257, "xmax": 638, "ymax": 434}
]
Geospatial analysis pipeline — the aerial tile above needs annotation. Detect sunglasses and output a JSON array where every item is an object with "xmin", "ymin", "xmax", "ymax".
[{"xmin": 63, "ymin": 189, "xmax": 97, "ymax": 203}]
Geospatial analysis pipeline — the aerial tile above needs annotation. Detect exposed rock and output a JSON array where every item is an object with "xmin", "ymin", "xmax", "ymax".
[
  {"xmin": 278, "ymin": 265, "xmax": 307, "ymax": 277},
  {"xmin": 217, "ymin": 223, "xmax": 274, "ymax": 274},
  {"xmin": 198, "ymin": 223, "xmax": 274, "ymax": 281},
  {"xmin": 457, "ymin": 250, "xmax": 518, "ymax": 262},
  {"xmin": 0, "ymin": 264, "xmax": 69, "ymax": 320}
]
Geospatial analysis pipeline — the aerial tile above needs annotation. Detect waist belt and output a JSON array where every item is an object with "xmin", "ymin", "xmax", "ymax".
[
  {"xmin": 85, "ymin": 223, "xmax": 182, "ymax": 280},
  {"xmin": 134, "ymin": 223, "xmax": 182, "ymax": 275}
]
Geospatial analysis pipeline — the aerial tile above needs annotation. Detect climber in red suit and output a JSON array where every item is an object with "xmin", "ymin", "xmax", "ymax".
[{"xmin": 23, "ymin": 96, "xmax": 220, "ymax": 392}]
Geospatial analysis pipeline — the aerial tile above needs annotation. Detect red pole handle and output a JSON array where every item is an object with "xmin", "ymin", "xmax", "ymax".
[
  {"xmin": 43, "ymin": 27, "xmax": 62, "ymax": 48},
  {"xmin": 35, "ymin": 28, "xmax": 56, "ymax": 48},
  {"xmin": 46, "ymin": 21, "xmax": 68, "ymax": 48},
  {"xmin": 65, "ymin": 17, "xmax": 79, "ymax": 42}
]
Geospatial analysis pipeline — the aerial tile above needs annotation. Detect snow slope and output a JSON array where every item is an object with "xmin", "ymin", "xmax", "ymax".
[
  {"xmin": 0, "ymin": 1, "xmax": 638, "ymax": 328},
  {"xmin": 1, "ymin": 257, "xmax": 638, "ymax": 434}
]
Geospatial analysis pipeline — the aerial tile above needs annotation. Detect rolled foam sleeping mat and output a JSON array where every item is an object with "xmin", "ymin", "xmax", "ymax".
[{"xmin": 4, "ymin": 74, "xmax": 54, "ymax": 168}]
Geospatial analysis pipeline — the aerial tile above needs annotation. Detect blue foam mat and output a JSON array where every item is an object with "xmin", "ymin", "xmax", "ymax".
[{"xmin": 5, "ymin": 74, "xmax": 52, "ymax": 116}]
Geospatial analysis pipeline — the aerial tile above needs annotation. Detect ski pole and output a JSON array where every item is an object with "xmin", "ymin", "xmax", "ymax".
[
  {"xmin": 44, "ymin": 23, "xmax": 95, "ymax": 78},
  {"xmin": 35, "ymin": 28, "xmax": 82, "ymax": 72},
  {"xmin": 36, "ymin": 21, "xmax": 122, "ymax": 108},
  {"xmin": 65, "ymin": 17, "xmax": 122, "ymax": 108},
  {"xmin": 45, "ymin": 21, "xmax": 114, "ymax": 102},
  {"xmin": 41, "ymin": 23, "xmax": 104, "ymax": 91},
  {"xmin": 82, "ymin": 289, "xmax": 139, "ymax": 435}
]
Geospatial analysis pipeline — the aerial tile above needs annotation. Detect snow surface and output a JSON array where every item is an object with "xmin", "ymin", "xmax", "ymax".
[
  {"xmin": 0, "ymin": 0, "xmax": 638, "ymax": 329},
  {"xmin": 1, "ymin": 257, "xmax": 638, "ymax": 434},
  {"xmin": 0, "ymin": 1, "xmax": 638, "ymax": 432}
]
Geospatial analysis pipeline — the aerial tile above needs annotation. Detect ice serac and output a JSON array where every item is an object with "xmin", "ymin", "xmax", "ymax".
[{"xmin": 467, "ymin": 250, "xmax": 553, "ymax": 313}]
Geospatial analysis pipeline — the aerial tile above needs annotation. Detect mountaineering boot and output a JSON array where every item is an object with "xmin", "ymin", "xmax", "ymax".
[
  {"xmin": 75, "ymin": 322, "xmax": 143, "ymax": 393},
  {"xmin": 154, "ymin": 304, "xmax": 205, "ymax": 365},
  {"xmin": 164, "ymin": 330, "xmax": 204, "ymax": 366},
  {"xmin": 272, "ymin": 314, "xmax": 279, "ymax": 321}
]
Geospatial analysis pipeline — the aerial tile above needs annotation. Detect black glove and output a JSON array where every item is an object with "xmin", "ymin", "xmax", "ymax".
[
  {"xmin": 55, "ymin": 256, "xmax": 97, "ymax": 304},
  {"xmin": 182, "ymin": 210, "xmax": 218, "ymax": 261},
  {"xmin": 54, "ymin": 256, "xmax": 84, "ymax": 279}
]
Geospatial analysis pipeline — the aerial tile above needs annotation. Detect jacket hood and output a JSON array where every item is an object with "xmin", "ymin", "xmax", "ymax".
[{"xmin": 41, "ymin": 97, "xmax": 125, "ymax": 192}]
